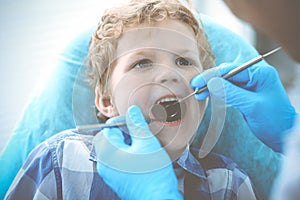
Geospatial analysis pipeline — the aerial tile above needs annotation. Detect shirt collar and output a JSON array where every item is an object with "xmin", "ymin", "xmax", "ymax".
[
  {"xmin": 175, "ymin": 146, "xmax": 207, "ymax": 180},
  {"xmin": 90, "ymin": 145, "xmax": 97, "ymax": 162},
  {"xmin": 74, "ymin": 129, "xmax": 99, "ymax": 162}
]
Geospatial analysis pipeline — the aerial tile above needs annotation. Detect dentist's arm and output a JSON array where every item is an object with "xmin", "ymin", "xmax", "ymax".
[
  {"xmin": 93, "ymin": 105, "xmax": 182, "ymax": 200},
  {"xmin": 191, "ymin": 63, "xmax": 298, "ymax": 152}
]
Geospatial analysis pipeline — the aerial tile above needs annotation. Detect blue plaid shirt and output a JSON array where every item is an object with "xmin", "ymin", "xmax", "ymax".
[{"xmin": 5, "ymin": 129, "xmax": 257, "ymax": 200}]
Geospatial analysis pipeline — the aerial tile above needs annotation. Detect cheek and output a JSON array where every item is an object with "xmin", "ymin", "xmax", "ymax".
[
  {"xmin": 110, "ymin": 73, "xmax": 153, "ymax": 116},
  {"xmin": 182, "ymin": 95, "xmax": 207, "ymax": 143},
  {"xmin": 197, "ymin": 99, "xmax": 207, "ymax": 116},
  {"xmin": 181, "ymin": 66, "xmax": 202, "ymax": 84}
]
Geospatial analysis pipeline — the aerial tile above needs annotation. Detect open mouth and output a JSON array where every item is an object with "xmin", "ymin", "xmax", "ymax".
[{"xmin": 152, "ymin": 97, "xmax": 186, "ymax": 123}]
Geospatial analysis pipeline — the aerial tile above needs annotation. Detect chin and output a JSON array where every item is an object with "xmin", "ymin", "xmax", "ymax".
[
  {"xmin": 156, "ymin": 128, "xmax": 191, "ymax": 153},
  {"xmin": 164, "ymin": 141, "xmax": 188, "ymax": 161}
]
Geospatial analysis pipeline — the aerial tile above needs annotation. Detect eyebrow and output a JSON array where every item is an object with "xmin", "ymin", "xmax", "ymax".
[
  {"xmin": 124, "ymin": 47, "xmax": 198, "ymax": 57},
  {"xmin": 121, "ymin": 50, "xmax": 154, "ymax": 64},
  {"xmin": 175, "ymin": 49, "xmax": 198, "ymax": 57},
  {"xmin": 130, "ymin": 49, "xmax": 153, "ymax": 56}
]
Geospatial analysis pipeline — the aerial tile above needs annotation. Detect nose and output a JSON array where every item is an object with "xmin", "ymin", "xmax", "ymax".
[{"xmin": 154, "ymin": 65, "xmax": 181, "ymax": 84}]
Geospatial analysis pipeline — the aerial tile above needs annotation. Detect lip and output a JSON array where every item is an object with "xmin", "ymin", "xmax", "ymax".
[
  {"xmin": 163, "ymin": 119, "xmax": 183, "ymax": 127},
  {"xmin": 150, "ymin": 118, "xmax": 183, "ymax": 128}
]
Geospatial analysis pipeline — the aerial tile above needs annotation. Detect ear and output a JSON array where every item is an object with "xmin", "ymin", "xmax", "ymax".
[{"xmin": 95, "ymin": 89, "xmax": 118, "ymax": 118}]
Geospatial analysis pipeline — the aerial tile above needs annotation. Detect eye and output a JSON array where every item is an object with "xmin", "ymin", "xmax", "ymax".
[
  {"xmin": 133, "ymin": 59, "xmax": 152, "ymax": 69},
  {"xmin": 175, "ymin": 57, "xmax": 192, "ymax": 66}
]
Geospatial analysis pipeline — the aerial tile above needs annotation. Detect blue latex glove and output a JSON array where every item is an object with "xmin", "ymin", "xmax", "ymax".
[
  {"xmin": 191, "ymin": 63, "xmax": 297, "ymax": 152},
  {"xmin": 93, "ymin": 105, "xmax": 182, "ymax": 200}
]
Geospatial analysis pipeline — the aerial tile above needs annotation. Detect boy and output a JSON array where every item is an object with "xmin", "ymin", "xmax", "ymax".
[{"xmin": 5, "ymin": 0, "xmax": 257, "ymax": 199}]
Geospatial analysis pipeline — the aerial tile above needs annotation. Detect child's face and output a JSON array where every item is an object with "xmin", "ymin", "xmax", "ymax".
[{"xmin": 96, "ymin": 19, "xmax": 207, "ymax": 158}]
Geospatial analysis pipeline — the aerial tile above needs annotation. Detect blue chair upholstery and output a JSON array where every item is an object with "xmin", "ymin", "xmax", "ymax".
[{"xmin": 0, "ymin": 15, "xmax": 282, "ymax": 199}]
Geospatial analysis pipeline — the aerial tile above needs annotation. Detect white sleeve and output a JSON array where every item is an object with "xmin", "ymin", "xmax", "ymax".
[{"xmin": 271, "ymin": 116, "xmax": 300, "ymax": 200}]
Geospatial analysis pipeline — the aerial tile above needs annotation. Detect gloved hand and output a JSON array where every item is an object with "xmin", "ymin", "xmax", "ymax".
[
  {"xmin": 191, "ymin": 63, "xmax": 297, "ymax": 152},
  {"xmin": 93, "ymin": 105, "xmax": 182, "ymax": 200}
]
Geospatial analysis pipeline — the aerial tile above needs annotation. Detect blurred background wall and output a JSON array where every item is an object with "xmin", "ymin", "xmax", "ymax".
[{"xmin": 1, "ymin": 0, "xmax": 299, "ymax": 150}]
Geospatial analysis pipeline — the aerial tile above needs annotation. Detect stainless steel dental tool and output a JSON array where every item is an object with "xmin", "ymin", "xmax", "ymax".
[{"xmin": 77, "ymin": 120, "xmax": 126, "ymax": 132}]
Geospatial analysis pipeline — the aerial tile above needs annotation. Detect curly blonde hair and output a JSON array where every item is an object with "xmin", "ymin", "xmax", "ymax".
[{"xmin": 87, "ymin": 0, "xmax": 215, "ymax": 98}]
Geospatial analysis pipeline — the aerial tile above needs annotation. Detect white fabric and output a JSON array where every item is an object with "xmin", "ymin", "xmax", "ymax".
[{"xmin": 271, "ymin": 116, "xmax": 300, "ymax": 200}]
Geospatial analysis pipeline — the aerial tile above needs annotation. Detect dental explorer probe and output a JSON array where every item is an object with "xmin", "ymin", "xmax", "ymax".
[
  {"xmin": 77, "ymin": 120, "xmax": 127, "ymax": 132},
  {"xmin": 178, "ymin": 46, "xmax": 282, "ymax": 103}
]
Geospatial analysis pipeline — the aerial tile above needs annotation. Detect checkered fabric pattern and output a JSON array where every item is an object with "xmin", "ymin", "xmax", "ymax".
[{"xmin": 5, "ymin": 129, "xmax": 257, "ymax": 200}]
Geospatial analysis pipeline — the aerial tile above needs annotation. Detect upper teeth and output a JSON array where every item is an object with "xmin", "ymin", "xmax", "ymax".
[{"xmin": 158, "ymin": 97, "xmax": 178, "ymax": 104}]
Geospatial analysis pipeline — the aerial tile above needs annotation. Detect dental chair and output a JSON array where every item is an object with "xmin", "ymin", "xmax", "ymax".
[{"xmin": 0, "ymin": 15, "xmax": 283, "ymax": 200}]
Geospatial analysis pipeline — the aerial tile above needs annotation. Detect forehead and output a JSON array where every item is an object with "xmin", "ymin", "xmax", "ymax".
[{"xmin": 116, "ymin": 20, "xmax": 199, "ymax": 58}]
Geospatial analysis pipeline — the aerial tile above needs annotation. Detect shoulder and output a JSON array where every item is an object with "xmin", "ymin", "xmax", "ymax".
[
  {"xmin": 27, "ymin": 129, "xmax": 96, "ymax": 169},
  {"xmin": 23, "ymin": 130, "xmax": 81, "ymax": 164},
  {"xmin": 19, "ymin": 129, "xmax": 91, "ymax": 178}
]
